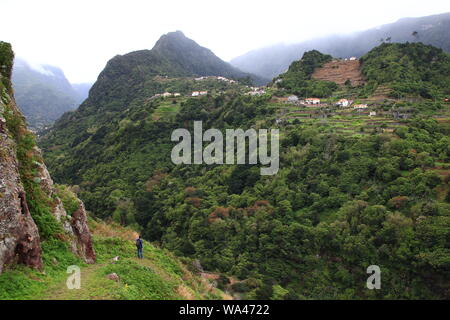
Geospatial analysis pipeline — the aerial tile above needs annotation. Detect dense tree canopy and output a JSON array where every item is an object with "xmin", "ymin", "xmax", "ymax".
[{"xmin": 41, "ymin": 42, "xmax": 450, "ymax": 299}]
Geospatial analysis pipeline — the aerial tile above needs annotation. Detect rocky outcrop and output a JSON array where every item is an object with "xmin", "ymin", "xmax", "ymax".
[
  {"xmin": 71, "ymin": 203, "xmax": 96, "ymax": 264},
  {"xmin": 0, "ymin": 41, "xmax": 95, "ymax": 273},
  {"xmin": 0, "ymin": 99, "xmax": 43, "ymax": 274},
  {"xmin": 35, "ymin": 159, "xmax": 96, "ymax": 264}
]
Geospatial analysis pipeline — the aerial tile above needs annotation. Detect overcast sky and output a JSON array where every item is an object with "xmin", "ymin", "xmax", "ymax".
[{"xmin": 1, "ymin": 0, "xmax": 449, "ymax": 83}]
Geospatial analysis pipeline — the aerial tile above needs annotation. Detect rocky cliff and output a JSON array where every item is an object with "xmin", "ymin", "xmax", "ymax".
[
  {"xmin": 0, "ymin": 128, "xmax": 43, "ymax": 273},
  {"xmin": 0, "ymin": 41, "xmax": 95, "ymax": 273}
]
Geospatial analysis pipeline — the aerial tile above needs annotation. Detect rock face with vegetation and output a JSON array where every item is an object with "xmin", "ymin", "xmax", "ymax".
[
  {"xmin": 0, "ymin": 129, "xmax": 43, "ymax": 273},
  {"xmin": 70, "ymin": 202, "xmax": 96, "ymax": 264},
  {"xmin": 0, "ymin": 41, "xmax": 95, "ymax": 274},
  {"xmin": 0, "ymin": 42, "xmax": 43, "ymax": 273},
  {"xmin": 1, "ymin": 41, "xmax": 229, "ymax": 301}
]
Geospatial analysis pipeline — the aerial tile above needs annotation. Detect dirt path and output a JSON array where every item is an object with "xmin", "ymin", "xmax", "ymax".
[
  {"xmin": 40, "ymin": 255, "xmax": 233, "ymax": 300},
  {"xmin": 40, "ymin": 257, "xmax": 182, "ymax": 300},
  {"xmin": 41, "ymin": 263, "xmax": 119, "ymax": 300}
]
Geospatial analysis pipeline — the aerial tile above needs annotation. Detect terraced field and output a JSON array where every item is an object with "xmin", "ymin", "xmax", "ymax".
[
  {"xmin": 152, "ymin": 98, "xmax": 183, "ymax": 121},
  {"xmin": 312, "ymin": 60, "xmax": 366, "ymax": 86}
]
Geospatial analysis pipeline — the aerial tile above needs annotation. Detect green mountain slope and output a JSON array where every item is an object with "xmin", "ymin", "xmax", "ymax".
[
  {"xmin": 0, "ymin": 220, "xmax": 228, "ymax": 300},
  {"xmin": 40, "ymin": 41, "xmax": 450, "ymax": 300},
  {"xmin": 231, "ymin": 12, "xmax": 450, "ymax": 79},
  {"xmin": 1, "ymin": 41, "xmax": 224, "ymax": 301},
  {"xmin": 12, "ymin": 59, "xmax": 88, "ymax": 130},
  {"xmin": 274, "ymin": 42, "xmax": 450, "ymax": 100},
  {"xmin": 360, "ymin": 42, "xmax": 450, "ymax": 98},
  {"xmin": 274, "ymin": 50, "xmax": 338, "ymax": 97}
]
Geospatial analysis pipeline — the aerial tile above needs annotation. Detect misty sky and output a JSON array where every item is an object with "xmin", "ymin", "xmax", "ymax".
[{"xmin": 1, "ymin": 0, "xmax": 449, "ymax": 83}]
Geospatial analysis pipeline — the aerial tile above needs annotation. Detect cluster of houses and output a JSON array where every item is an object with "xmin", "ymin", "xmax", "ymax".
[
  {"xmin": 305, "ymin": 98, "xmax": 321, "ymax": 105},
  {"xmin": 216, "ymin": 76, "xmax": 237, "ymax": 84},
  {"xmin": 151, "ymin": 91, "xmax": 209, "ymax": 99},
  {"xmin": 280, "ymin": 96, "xmax": 321, "ymax": 105},
  {"xmin": 336, "ymin": 99, "xmax": 351, "ymax": 107},
  {"xmin": 151, "ymin": 92, "xmax": 181, "ymax": 99},
  {"xmin": 247, "ymin": 87, "xmax": 266, "ymax": 96},
  {"xmin": 281, "ymin": 96, "xmax": 374, "ymax": 110},
  {"xmin": 192, "ymin": 91, "xmax": 208, "ymax": 97},
  {"xmin": 277, "ymin": 95, "xmax": 378, "ymax": 117},
  {"xmin": 194, "ymin": 76, "xmax": 237, "ymax": 84}
]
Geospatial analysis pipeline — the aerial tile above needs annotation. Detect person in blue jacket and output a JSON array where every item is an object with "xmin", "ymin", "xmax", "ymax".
[{"xmin": 136, "ymin": 235, "xmax": 143, "ymax": 259}]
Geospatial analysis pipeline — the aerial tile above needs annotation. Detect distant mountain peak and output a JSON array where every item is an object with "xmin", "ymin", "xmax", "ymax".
[
  {"xmin": 153, "ymin": 30, "xmax": 210, "ymax": 55},
  {"xmin": 154, "ymin": 30, "xmax": 189, "ymax": 45}
]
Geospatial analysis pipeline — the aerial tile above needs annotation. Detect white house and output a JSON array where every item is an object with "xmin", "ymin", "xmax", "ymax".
[
  {"xmin": 247, "ymin": 90, "xmax": 266, "ymax": 96},
  {"xmin": 369, "ymin": 111, "xmax": 377, "ymax": 117},
  {"xmin": 192, "ymin": 91, "xmax": 200, "ymax": 97},
  {"xmin": 305, "ymin": 98, "xmax": 321, "ymax": 105},
  {"xmin": 287, "ymin": 95, "xmax": 299, "ymax": 102},
  {"xmin": 349, "ymin": 57, "xmax": 357, "ymax": 61},
  {"xmin": 336, "ymin": 99, "xmax": 349, "ymax": 107},
  {"xmin": 173, "ymin": 93, "xmax": 181, "ymax": 97},
  {"xmin": 353, "ymin": 104, "xmax": 368, "ymax": 109},
  {"xmin": 274, "ymin": 79, "xmax": 283, "ymax": 85},
  {"xmin": 199, "ymin": 91, "xmax": 208, "ymax": 96},
  {"xmin": 162, "ymin": 92, "xmax": 173, "ymax": 98}
]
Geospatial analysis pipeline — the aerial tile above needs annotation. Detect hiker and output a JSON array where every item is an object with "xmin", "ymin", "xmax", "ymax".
[{"xmin": 136, "ymin": 235, "xmax": 143, "ymax": 259}]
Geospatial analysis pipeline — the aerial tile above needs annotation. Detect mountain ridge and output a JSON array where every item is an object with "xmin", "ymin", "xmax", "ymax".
[
  {"xmin": 72, "ymin": 31, "xmax": 267, "ymax": 119},
  {"xmin": 1, "ymin": 41, "xmax": 226, "ymax": 301},
  {"xmin": 231, "ymin": 12, "xmax": 450, "ymax": 79},
  {"xmin": 40, "ymin": 39, "xmax": 450, "ymax": 299},
  {"xmin": 12, "ymin": 58, "xmax": 92, "ymax": 130}
]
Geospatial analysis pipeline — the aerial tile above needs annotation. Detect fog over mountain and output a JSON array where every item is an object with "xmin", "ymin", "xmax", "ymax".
[
  {"xmin": 12, "ymin": 58, "xmax": 92, "ymax": 130},
  {"xmin": 231, "ymin": 12, "xmax": 450, "ymax": 79},
  {"xmin": 2, "ymin": 0, "xmax": 449, "ymax": 83}
]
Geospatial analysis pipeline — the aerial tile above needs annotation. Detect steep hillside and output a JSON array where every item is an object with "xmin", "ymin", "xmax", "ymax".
[
  {"xmin": 12, "ymin": 59, "xmax": 85, "ymax": 130},
  {"xmin": 68, "ymin": 31, "xmax": 265, "ymax": 120},
  {"xmin": 40, "ymin": 40, "xmax": 450, "ymax": 299},
  {"xmin": 1, "ymin": 41, "xmax": 226, "ymax": 300},
  {"xmin": 360, "ymin": 42, "xmax": 450, "ymax": 98},
  {"xmin": 274, "ymin": 42, "xmax": 450, "ymax": 101},
  {"xmin": 152, "ymin": 31, "xmax": 258, "ymax": 81},
  {"xmin": 1, "ymin": 41, "xmax": 96, "ymax": 271},
  {"xmin": 72, "ymin": 82, "xmax": 92, "ymax": 103},
  {"xmin": 312, "ymin": 60, "xmax": 365, "ymax": 86},
  {"xmin": 231, "ymin": 12, "xmax": 450, "ymax": 79},
  {"xmin": 274, "ymin": 50, "xmax": 339, "ymax": 97},
  {"xmin": 1, "ymin": 219, "xmax": 229, "ymax": 300}
]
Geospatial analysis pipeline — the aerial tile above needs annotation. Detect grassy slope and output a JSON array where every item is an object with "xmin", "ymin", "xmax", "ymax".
[{"xmin": 0, "ymin": 220, "xmax": 228, "ymax": 300}]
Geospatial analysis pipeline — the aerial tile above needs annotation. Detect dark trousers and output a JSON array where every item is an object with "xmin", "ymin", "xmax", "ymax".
[{"xmin": 137, "ymin": 247, "xmax": 143, "ymax": 259}]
